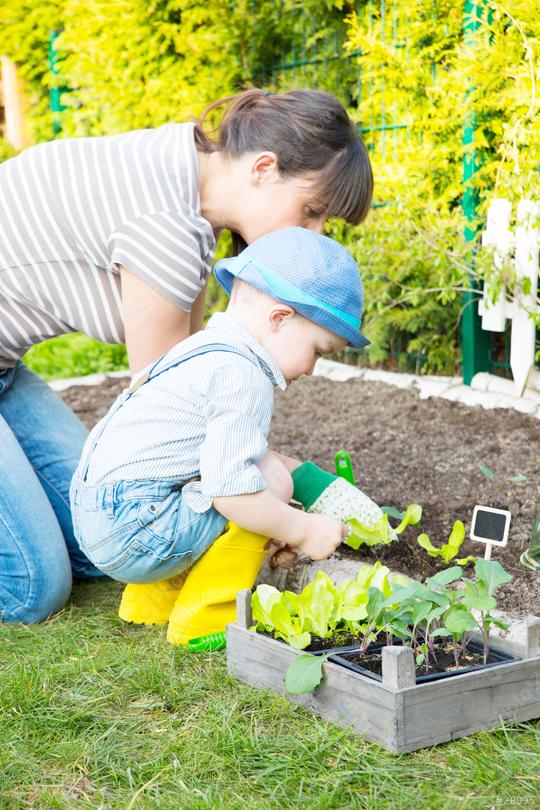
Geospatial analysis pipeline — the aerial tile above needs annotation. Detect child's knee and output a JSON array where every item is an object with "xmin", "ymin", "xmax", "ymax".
[{"xmin": 258, "ymin": 451, "xmax": 293, "ymax": 504}]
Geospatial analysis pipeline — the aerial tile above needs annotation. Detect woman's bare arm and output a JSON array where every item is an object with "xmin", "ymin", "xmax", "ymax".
[{"xmin": 120, "ymin": 267, "xmax": 192, "ymax": 374}]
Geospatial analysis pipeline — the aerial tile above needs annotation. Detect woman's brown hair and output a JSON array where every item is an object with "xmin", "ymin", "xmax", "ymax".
[{"xmin": 194, "ymin": 88, "xmax": 373, "ymax": 238}]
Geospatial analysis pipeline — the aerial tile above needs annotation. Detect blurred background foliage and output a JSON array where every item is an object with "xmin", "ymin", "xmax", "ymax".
[{"xmin": 0, "ymin": 0, "xmax": 538, "ymax": 378}]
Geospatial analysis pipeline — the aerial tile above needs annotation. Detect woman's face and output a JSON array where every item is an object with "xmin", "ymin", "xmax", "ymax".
[{"xmin": 227, "ymin": 152, "xmax": 328, "ymax": 243}]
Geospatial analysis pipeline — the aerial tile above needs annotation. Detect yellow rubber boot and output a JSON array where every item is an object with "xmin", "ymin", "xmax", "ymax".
[
  {"xmin": 118, "ymin": 572, "xmax": 188, "ymax": 626},
  {"xmin": 166, "ymin": 523, "xmax": 268, "ymax": 645}
]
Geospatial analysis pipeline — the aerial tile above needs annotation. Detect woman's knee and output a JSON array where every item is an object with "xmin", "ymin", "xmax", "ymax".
[
  {"xmin": 1, "ymin": 558, "xmax": 72, "ymax": 624},
  {"xmin": 257, "ymin": 451, "xmax": 294, "ymax": 504}
]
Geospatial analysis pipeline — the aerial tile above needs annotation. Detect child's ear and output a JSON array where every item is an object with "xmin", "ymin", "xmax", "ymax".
[{"xmin": 268, "ymin": 305, "xmax": 295, "ymax": 332}]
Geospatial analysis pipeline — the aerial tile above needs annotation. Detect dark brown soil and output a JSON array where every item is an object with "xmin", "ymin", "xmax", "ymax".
[
  {"xmin": 60, "ymin": 373, "xmax": 540, "ymax": 615},
  {"xmin": 336, "ymin": 640, "xmax": 510, "ymax": 681}
]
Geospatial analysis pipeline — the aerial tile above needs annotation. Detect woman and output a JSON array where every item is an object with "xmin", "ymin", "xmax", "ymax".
[{"xmin": 0, "ymin": 88, "xmax": 373, "ymax": 623}]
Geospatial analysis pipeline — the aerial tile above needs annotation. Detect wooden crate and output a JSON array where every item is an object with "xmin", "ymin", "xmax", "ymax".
[{"xmin": 227, "ymin": 589, "xmax": 540, "ymax": 753}]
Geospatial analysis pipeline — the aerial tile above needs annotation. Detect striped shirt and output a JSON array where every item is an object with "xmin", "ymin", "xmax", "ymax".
[
  {"xmin": 79, "ymin": 312, "xmax": 287, "ymax": 513},
  {"xmin": 0, "ymin": 123, "xmax": 215, "ymax": 367}
]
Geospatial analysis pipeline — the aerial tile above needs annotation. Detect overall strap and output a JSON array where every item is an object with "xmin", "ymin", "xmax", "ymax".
[
  {"xmin": 127, "ymin": 342, "xmax": 248, "ymax": 393},
  {"xmin": 79, "ymin": 342, "xmax": 249, "ymax": 481}
]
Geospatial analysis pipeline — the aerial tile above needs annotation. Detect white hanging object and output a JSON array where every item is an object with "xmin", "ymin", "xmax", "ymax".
[
  {"xmin": 480, "ymin": 198, "xmax": 513, "ymax": 333},
  {"xmin": 510, "ymin": 200, "xmax": 540, "ymax": 396}
]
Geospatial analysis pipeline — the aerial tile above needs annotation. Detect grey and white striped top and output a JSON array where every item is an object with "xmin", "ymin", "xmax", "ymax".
[
  {"xmin": 79, "ymin": 312, "xmax": 287, "ymax": 513},
  {"xmin": 0, "ymin": 122, "xmax": 215, "ymax": 368}
]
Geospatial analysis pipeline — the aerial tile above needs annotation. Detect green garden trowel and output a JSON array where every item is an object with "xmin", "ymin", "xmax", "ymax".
[{"xmin": 334, "ymin": 450, "xmax": 356, "ymax": 486}]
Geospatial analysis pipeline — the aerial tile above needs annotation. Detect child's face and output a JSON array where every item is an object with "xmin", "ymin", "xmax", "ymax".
[{"xmin": 262, "ymin": 309, "xmax": 347, "ymax": 385}]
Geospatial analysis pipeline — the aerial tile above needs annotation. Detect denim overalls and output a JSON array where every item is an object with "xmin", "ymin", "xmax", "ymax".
[{"xmin": 70, "ymin": 343, "xmax": 247, "ymax": 584}]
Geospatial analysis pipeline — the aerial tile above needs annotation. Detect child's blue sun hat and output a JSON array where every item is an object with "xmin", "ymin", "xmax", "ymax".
[{"xmin": 213, "ymin": 227, "xmax": 369, "ymax": 348}]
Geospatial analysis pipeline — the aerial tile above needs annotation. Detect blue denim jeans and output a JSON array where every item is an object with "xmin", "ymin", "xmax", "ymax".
[
  {"xmin": 70, "ymin": 477, "xmax": 228, "ymax": 583},
  {"xmin": 0, "ymin": 362, "xmax": 104, "ymax": 624}
]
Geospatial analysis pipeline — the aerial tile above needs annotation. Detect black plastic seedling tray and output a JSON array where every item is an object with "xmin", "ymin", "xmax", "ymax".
[{"xmin": 326, "ymin": 640, "xmax": 518, "ymax": 683}]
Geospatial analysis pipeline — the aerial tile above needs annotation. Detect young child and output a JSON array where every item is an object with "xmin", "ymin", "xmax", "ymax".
[{"xmin": 70, "ymin": 226, "xmax": 378, "ymax": 644}]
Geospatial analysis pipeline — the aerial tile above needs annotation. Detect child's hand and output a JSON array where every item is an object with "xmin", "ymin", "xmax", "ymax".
[{"xmin": 297, "ymin": 513, "xmax": 349, "ymax": 561}]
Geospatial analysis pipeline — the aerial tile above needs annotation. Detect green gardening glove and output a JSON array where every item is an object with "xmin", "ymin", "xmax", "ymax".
[{"xmin": 291, "ymin": 462, "xmax": 399, "ymax": 550}]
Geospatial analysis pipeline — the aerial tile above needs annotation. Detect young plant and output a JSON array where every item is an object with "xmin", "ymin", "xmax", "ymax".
[
  {"xmin": 479, "ymin": 464, "xmax": 527, "ymax": 506},
  {"xmin": 457, "ymin": 558, "xmax": 512, "ymax": 663},
  {"xmin": 383, "ymin": 567, "xmax": 459, "ymax": 670},
  {"xmin": 417, "ymin": 520, "xmax": 476, "ymax": 566},
  {"xmin": 345, "ymin": 503, "xmax": 422, "ymax": 550},
  {"xmin": 251, "ymin": 584, "xmax": 311, "ymax": 649}
]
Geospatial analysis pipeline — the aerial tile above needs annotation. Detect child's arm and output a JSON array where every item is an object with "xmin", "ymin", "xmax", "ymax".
[{"xmin": 213, "ymin": 489, "xmax": 347, "ymax": 561}]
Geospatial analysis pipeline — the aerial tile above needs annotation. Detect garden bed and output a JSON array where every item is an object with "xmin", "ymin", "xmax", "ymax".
[
  {"xmin": 228, "ymin": 589, "xmax": 540, "ymax": 754},
  {"xmin": 61, "ymin": 372, "xmax": 540, "ymax": 614}
]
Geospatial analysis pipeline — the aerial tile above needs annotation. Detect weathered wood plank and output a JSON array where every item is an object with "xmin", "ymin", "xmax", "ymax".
[
  {"xmin": 399, "ymin": 657, "xmax": 540, "ymax": 750},
  {"xmin": 235, "ymin": 588, "xmax": 252, "ymax": 629},
  {"xmin": 382, "ymin": 646, "xmax": 415, "ymax": 690},
  {"xmin": 525, "ymin": 619, "xmax": 540, "ymax": 658}
]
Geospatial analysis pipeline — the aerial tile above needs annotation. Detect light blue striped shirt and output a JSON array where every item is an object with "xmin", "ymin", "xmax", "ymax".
[{"xmin": 81, "ymin": 312, "xmax": 287, "ymax": 513}]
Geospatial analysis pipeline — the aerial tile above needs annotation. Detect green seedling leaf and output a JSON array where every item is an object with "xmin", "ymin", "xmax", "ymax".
[
  {"xmin": 270, "ymin": 601, "xmax": 311, "ymax": 649},
  {"xmin": 461, "ymin": 591, "xmax": 497, "ymax": 612},
  {"xmin": 386, "ymin": 622, "xmax": 413, "ymax": 641},
  {"xmin": 382, "ymin": 506, "xmax": 405, "ymax": 520},
  {"xmin": 441, "ymin": 521, "xmax": 466, "ymax": 564},
  {"xmin": 426, "ymin": 566, "xmax": 463, "ymax": 588},
  {"xmin": 251, "ymin": 585, "xmax": 282, "ymax": 631},
  {"xmin": 394, "ymin": 503, "xmax": 422, "ymax": 535},
  {"xmin": 426, "ymin": 606, "xmax": 446, "ymax": 624},
  {"xmin": 382, "ymin": 583, "xmax": 421, "ymax": 608},
  {"xmin": 412, "ymin": 601, "xmax": 432, "ymax": 627},
  {"xmin": 285, "ymin": 654, "xmax": 328, "ymax": 695},
  {"xmin": 417, "ymin": 533, "xmax": 441, "ymax": 558},
  {"xmin": 416, "ymin": 653, "xmax": 425, "ymax": 667},
  {"xmin": 420, "ymin": 588, "xmax": 452, "ymax": 608},
  {"xmin": 443, "ymin": 606, "xmax": 478, "ymax": 635},
  {"xmin": 336, "ymin": 578, "xmax": 369, "ymax": 622},
  {"xmin": 296, "ymin": 572, "xmax": 337, "ymax": 637},
  {"xmin": 365, "ymin": 586, "xmax": 386, "ymax": 624},
  {"xmin": 475, "ymin": 559, "xmax": 513, "ymax": 596},
  {"xmin": 509, "ymin": 474, "xmax": 527, "ymax": 483},
  {"xmin": 367, "ymin": 563, "xmax": 392, "ymax": 597},
  {"xmin": 355, "ymin": 561, "xmax": 392, "ymax": 597},
  {"xmin": 431, "ymin": 628, "xmax": 451, "ymax": 639},
  {"xmin": 344, "ymin": 514, "xmax": 393, "ymax": 549},
  {"xmin": 417, "ymin": 522, "xmax": 475, "ymax": 566},
  {"xmin": 479, "ymin": 465, "xmax": 495, "ymax": 481}
]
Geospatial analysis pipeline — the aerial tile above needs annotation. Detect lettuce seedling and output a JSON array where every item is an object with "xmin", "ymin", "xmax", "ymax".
[
  {"xmin": 283, "ymin": 572, "xmax": 338, "ymax": 638},
  {"xmin": 251, "ymin": 584, "xmax": 311, "ymax": 649},
  {"xmin": 417, "ymin": 520, "xmax": 476, "ymax": 566},
  {"xmin": 251, "ymin": 584, "xmax": 282, "ymax": 632},
  {"xmin": 268, "ymin": 600, "xmax": 311, "ymax": 649},
  {"xmin": 344, "ymin": 503, "xmax": 422, "ymax": 550}
]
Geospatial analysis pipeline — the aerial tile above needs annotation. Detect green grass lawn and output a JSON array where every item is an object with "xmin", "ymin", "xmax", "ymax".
[{"xmin": 1, "ymin": 580, "xmax": 539, "ymax": 809}]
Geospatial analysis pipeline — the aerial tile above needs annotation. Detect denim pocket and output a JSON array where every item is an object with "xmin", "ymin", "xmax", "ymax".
[
  {"xmin": 136, "ymin": 491, "xmax": 180, "ymax": 543},
  {"xmin": 76, "ymin": 506, "xmax": 139, "ymax": 552}
]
